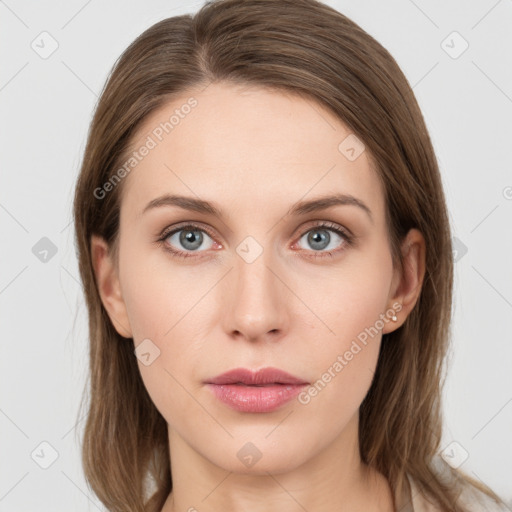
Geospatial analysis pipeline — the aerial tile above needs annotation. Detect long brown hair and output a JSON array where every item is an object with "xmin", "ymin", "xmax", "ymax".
[{"xmin": 73, "ymin": 1, "xmax": 506, "ymax": 510}]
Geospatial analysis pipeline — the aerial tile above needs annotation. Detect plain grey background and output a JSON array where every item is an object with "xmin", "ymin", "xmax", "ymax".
[{"xmin": 1, "ymin": 0, "xmax": 511, "ymax": 510}]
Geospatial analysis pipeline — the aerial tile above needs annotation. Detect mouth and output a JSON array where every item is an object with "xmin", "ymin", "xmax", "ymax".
[{"xmin": 204, "ymin": 367, "xmax": 309, "ymax": 413}]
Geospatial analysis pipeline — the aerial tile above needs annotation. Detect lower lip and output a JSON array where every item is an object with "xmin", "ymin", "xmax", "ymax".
[{"xmin": 206, "ymin": 383, "xmax": 307, "ymax": 413}]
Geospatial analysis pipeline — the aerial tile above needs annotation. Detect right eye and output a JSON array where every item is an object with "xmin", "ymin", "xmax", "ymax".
[{"xmin": 157, "ymin": 223, "xmax": 219, "ymax": 259}]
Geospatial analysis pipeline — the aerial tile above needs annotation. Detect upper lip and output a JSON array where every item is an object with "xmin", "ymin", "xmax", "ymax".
[{"xmin": 205, "ymin": 367, "xmax": 309, "ymax": 386}]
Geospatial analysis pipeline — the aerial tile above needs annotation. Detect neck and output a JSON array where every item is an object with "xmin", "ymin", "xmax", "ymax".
[{"xmin": 160, "ymin": 413, "xmax": 395, "ymax": 512}]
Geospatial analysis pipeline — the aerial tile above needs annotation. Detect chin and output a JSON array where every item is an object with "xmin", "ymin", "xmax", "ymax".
[{"xmin": 206, "ymin": 436, "xmax": 313, "ymax": 476}]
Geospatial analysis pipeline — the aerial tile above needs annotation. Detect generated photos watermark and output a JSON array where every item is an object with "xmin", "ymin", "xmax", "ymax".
[
  {"xmin": 93, "ymin": 97, "xmax": 198, "ymax": 200},
  {"xmin": 297, "ymin": 301, "xmax": 403, "ymax": 405}
]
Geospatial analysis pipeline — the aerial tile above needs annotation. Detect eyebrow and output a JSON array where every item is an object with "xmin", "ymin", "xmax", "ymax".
[{"xmin": 141, "ymin": 193, "xmax": 373, "ymax": 223}]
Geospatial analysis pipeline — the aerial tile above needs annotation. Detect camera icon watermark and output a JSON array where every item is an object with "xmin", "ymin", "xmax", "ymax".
[
  {"xmin": 31, "ymin": 31, "xmax": 59, "ymax": 59},
  {"xmin": 236, "ymin": 442, "xmax": 262, "ymax": 468},
  {"xmin": 452, "ymin": 236, "xmax": 468, "ymax": 263},
  {"xmin": 134, "ymin": 338, "xmax": 161, "ymax": 366},
  {"xmin": 32, "ymin": 237, "xmax": 58, "ymax": 263},
  {"xmin": 236, "ymin": 236, "xmax": 263, "ymax": 264},
  {"xmin": 30, "ymin": 441, "xmax": 59, "ymax": 469},
  {"xmin": 441, "ymin": 31, "xmax": 469, "ymax": 60},
  {"xmin": 338, "ymin": 134, "xmax": 365, "ymax": 161},
  {"xmin": 440, "ymin": 441, "xmax": 469, "ymax": 469}
]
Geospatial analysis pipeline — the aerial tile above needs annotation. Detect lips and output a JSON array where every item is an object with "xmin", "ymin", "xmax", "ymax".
[
  {"xmin": 204, "ymin": 367, "xmax": 310, "ymax": 412},
  {"xmin": 204, "ymin": 367, "xmax": 309, "ymax": 386}
]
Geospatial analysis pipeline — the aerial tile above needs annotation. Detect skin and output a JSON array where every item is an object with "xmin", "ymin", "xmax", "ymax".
[{"xmin": 91, "ymin": 81, "xmax": 425, "ymax": 512}]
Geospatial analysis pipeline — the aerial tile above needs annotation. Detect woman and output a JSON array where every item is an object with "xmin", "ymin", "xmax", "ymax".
[{"xmin": 72, "ymin": 0, "xmax": 509, "ymax": 510}]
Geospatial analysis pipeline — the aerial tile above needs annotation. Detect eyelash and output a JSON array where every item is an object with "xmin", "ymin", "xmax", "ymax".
[{"xmin": 156, "ymin": 221, "xmax": 354, "ymax": 260}]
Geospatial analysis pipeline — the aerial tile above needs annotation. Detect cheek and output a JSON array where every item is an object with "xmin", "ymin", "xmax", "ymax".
[
  {"xmin": 302, "ymin": 249, "xmax": 392, "ymax": 350},
  {"xmin": 117, "ymin": 242, "xmax": 217, "ymax": 421},
  {"xmin": 119, "ymin": 234, "xmax": 194, "ymax": 340},
  {"xmin": 294, "ymin": 245, "xmax": 392, "ymax": 409}
]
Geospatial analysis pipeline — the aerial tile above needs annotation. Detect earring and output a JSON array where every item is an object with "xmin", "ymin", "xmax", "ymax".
[{"xmin": 390, "ymin": 303, "xmax": 400, "ymax": 322}]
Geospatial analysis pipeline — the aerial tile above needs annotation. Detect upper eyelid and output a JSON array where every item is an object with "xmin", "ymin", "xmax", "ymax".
[{"xmin": 159, "ymin": 222, "xmax": 216, "ymax": 241}]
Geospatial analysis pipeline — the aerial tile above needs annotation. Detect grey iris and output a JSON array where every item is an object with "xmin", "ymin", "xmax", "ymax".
[
  {"xmin": 180, "ymin": 229, "xmax": 203, "ymax": 250},
  {"xmin": 308, "ymin": 229, "xmax": 330, "ymax": 250}
]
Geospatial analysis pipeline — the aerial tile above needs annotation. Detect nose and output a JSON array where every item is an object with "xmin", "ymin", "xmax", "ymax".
[{"xmin": 223, "ymin": 243, "xmax": 289, "ymax": 343}]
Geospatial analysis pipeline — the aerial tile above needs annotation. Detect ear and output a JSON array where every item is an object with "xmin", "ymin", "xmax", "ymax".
[
  {"xmin": 90, "ymin": 234, "xmax": 133, "ymax": 339},
  {"xmin": 382, "ymin": 228, "xmax": 426, "ymax": 334}
]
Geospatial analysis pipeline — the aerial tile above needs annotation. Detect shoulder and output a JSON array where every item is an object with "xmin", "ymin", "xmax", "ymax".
[{"xmin": 407, "ymin": 473, "xmax": 510, "ymax": 512}]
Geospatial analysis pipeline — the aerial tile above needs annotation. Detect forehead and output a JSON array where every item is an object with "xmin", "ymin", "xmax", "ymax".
[{"xmin": 119, "ymin": 82, "xmax": 385, "ymax": 223}]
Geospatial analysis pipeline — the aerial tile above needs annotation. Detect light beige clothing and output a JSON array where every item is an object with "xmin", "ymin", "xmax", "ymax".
[{"xmin": 396, "ymin": 472, "xmax": 510, "ymax": 512}]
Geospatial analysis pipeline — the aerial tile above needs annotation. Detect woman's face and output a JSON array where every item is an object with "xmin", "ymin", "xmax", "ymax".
[{"xmin": 93, "ymin": 81, "xmax": 420, "ymax": 474}]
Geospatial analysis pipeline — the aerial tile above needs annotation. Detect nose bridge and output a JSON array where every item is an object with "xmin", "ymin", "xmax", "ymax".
[{"xmin": 225, "ymin": 236, "xmax": 287, "ymax": 340}]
